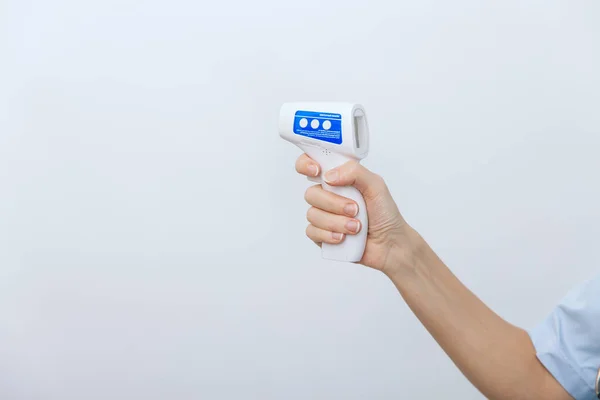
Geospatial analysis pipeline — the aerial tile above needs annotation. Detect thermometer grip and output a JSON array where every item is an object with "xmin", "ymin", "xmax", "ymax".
[
  {"xmin": 320, "ymin": 182, "xmax": 368, "ymax": 262},
  {"xmin": 300, "ymin": 145, "xmax": 369, "ymax": 262}
]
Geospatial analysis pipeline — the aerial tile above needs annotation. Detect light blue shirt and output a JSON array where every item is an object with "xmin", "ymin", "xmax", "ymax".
[{"xmin": 528, "ymin": 274, "xmax": 600, "ymax": 399}]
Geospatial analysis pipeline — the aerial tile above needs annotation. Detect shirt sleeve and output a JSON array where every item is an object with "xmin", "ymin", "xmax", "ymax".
[{"xmin": 528, "ymin": 274, "xmax": 600, "ymax": 400}]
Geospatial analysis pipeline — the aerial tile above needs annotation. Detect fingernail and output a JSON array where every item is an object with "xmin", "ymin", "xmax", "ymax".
[
  {"xmin": 344, "ymin": 203, "xmax": 358, "ymax": 217},
  {"xmin": 345, "ymin": 220, "xmax": 360, "ymax": 233},
  {"xmin": 324, "ymin": 169, "xmax": 339, "ymax": 183},
  {"xmin": 332, "ymin": 232, "xmax": 344, "ymax": 241}
]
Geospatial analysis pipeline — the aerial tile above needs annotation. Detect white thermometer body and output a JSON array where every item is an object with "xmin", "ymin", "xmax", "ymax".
[{"xmin": 279, "ymin": 102, "xmax": 370, "ymax": 262}]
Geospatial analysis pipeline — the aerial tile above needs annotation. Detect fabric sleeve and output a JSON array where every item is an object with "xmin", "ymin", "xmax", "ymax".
[{"xmin": 528, "ymin": 274, "xmax": 600, "ymax": 400}]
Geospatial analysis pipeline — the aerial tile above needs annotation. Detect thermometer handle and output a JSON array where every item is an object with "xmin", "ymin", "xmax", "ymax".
[
  {"xmin": 300, "ymin": 145, "xmax": 368, "ymax": 262},
  {"xmin": 321, "ymin": 183, "xmax": 368, "ymax": 262}
]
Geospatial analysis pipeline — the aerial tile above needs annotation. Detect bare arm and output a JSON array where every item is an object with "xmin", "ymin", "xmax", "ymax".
[
  {"xmin": 386, "ymin": 229, "xmax": 571, "ymax": 400},
  {"xmin": 295, "ymin": 154, "xmax": 572, "ymax": 400}
]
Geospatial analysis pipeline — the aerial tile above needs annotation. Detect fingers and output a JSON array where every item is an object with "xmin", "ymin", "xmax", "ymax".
[
  {"xmin": 304, "ymin": 185, "xmax": 359, "ymax": 217},
  {"xmin": 307, "ymin": 207, "xmax": 362, "ymax": 236},
  {"xmin": 306, "ymin": 224, "xmax": 344, "ymax": 245},
  {"xmin": 295, "ymin": 154, "xmax": 386, "ymax": 200},
  {"xmin": 303, "ymin": 184, "xmax": 361, "ymax": 247},
  {"xmin": 322, "ymin": 160, "xmax": 386, "ymax": 198},
  {"xmin": 295, "ymin": 154, "xmax": 320, "ymax": 177}
]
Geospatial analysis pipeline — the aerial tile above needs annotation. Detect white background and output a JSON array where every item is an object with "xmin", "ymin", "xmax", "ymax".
[{"xmin": 1, "ymin": 1, "xmax": 599, "ymax": 399}]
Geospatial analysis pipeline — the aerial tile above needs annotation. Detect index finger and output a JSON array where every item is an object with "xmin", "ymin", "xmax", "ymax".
[{"xmin": 295, "ymin": 154, "xmax": 321, "ymax": 177}]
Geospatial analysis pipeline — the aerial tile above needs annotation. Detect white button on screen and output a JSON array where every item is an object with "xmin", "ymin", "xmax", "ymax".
[
  {"xmin": 322, "ymin": 120, "xmax": 332, "ymax": 130},
  {"xmin": 299, "ymin": 118, "xmax": 308, "ymax": 128},
  {"xmin": 311, "ymin": 119, "xmax": 320, "ymax": 129}
]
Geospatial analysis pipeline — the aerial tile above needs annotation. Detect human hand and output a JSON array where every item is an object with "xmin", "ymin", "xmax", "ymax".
[{"xmin": 295, "ymin": 154, "xmax": 419, "ymax": 276}]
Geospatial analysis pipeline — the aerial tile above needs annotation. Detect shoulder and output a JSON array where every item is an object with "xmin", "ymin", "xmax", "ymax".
[{"xmin": 528, "ymin": 274, "xmax": 600, "ymax": 399}]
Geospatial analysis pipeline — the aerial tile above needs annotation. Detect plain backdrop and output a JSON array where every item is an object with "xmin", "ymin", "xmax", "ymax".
[{"xmin": 1, "ymin": 1, "xmax": 599, "ymax": 399}]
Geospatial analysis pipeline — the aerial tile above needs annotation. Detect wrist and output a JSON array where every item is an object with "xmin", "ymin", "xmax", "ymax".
[{"xmin": 381, "ymin": 225, "xmax": 430, "ymax": 282}]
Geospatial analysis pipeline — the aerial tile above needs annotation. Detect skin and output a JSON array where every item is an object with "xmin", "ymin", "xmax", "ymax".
[{"xmin": 295, "ymin": 154, "xmax": 573, "ymax": 400}]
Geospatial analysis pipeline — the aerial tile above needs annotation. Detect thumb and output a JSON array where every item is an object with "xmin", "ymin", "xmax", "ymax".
[{"xmin": 323, "ymin": 161, "xmax": 384, "ymax": 199}]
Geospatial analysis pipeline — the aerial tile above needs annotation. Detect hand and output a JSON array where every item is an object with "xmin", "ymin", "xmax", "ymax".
[
  {"xmin": 295, "ymin": 156, "xmax": 574, "ymax": 400},
  {"xmin": 295, "ymin": 154, "xmax": 418, "ymax": 276}
]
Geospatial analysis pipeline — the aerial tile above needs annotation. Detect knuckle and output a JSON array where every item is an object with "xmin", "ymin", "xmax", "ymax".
[
  {"xmin": 372, "ymin": 173, "xmax": 384, "ymax": 184},
  {"xmin": 325, "ymin": 217, "xmax": 337, "ymax": 232},
  {"xmin": 349, "ymin": 159, "xmax": 361, "ymax": 170},
  {"xmin": 303, "ymin": 188, "xmax": 310, "ymax": 202},
  {"xmin": 306, "ymin": 224, "xmax": 322, "ymax": 243},
  {"xmin": 306, "ymin": 207, "xmax": 316, "ymax": 222},
  {"xmin": 370, "ymin": 173, "xmax": 386, "ymax": 190},
  {"xmin": 304, "ymin": 185, "xmax": 318, "ymax": 203},
  {"xmin": 345, "ymin": 160, "xmax": 361, "ymax": 176},
  {"xmin": 305, "ymin": 224, "xmax": 313, "ymax": 237}
]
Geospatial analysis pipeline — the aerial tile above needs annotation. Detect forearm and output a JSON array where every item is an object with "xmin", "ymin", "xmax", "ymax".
[{"xmin": 386, "ymin": 228, "xmax": 571, "ymax": 400}]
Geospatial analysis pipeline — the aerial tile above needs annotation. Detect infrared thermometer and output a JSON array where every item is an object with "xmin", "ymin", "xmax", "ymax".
[{"xmin": 279, "ymin": 102, "xmax": 369, "ymax": 262}]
